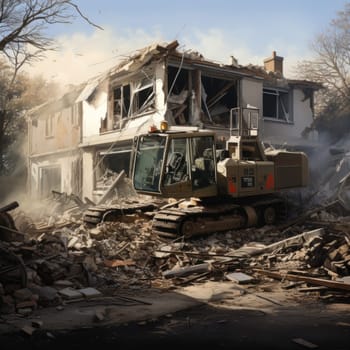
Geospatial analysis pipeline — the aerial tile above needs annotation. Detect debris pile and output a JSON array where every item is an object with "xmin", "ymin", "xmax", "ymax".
[{"xmin": 1, "ymin": 196, "xmax": 350, "ymax": 318}]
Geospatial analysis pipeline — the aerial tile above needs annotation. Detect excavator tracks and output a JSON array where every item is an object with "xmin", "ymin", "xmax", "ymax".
[
  {"xmin": 152, "ymin": 196, "xmax": 288, "ymax": 238},
  {"xmin": 83, "ymin": 202, "xmax": 159, "ymax": 225},
  {"xmin": 152, "ymin": 204, "xmax": 245, "ymax": 238}
]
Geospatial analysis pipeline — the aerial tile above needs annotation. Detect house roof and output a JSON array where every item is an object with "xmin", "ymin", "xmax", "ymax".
[
  {"xmin": 27, "ymin": 74, "xmax": 108, "ymax": 118},
  {"xmin": 107, "ymin": 40, "xmax": 180, "ymax": 78},
  {"xmin": 28, "ymin": 40, "xmax": 322, "ymax": 119},
  {"xmin": 239, "ymin": 64, "xmax": 323, "ymax": 90},
  {"xmin": 27, "ymin": 83, "xmax": 87, "ymax": 118},
  {"xmin": 105, "ymin": 40, "xmax": 321, "ymax": 89}
]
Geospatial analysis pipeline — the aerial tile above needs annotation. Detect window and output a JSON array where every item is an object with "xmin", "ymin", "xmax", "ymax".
[
  {"xmin": 71, "ymin": 103, "xmax": 81, "ymax": 126},
  {"xmin": 201, "ymin": 75, "xmax": 237, "ymax": 126},
  {"xmin": 133, "ymin": 78, "xmax": 154, "ymax": 115},
  {"xmin": 109, "ymin": 75, "xmax": 155, "ymax": 132},
  {"xmin": 112, "ymin": 84, "xmax": 131, "ymax": 129},
  {"xmin": 40, "ymin": 166, "xmax": 61, "ymax": 198},
  {"xmin": 45, "ymin": 114, "xmax": 54, "ymax": 137},
  {"xmin": 263, "ymin": 88, "xmax": 292, "ymax": 122}
]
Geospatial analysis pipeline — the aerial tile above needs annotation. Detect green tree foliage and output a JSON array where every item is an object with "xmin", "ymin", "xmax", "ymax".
[
  {"xmin": 0, "ymin": 59, "xmax": 60, "ymax": 175},
  {"xmin": 297, "ymin": 3, "xmax": 350, "ymax": 142}
]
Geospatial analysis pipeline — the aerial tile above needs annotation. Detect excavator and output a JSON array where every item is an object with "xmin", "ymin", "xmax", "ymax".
[{"xmin": 130, "ymin": 107, "xmax": 309, "ymax": 238}]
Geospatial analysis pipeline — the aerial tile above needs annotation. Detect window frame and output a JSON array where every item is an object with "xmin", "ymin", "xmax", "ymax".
[
  {"xmin": 45, "ymin": 113, "xmax": 55, "ymax": 138},
  {"xmin": 263, "ymin": 88, "xmax": 292, "ymax": 123}
]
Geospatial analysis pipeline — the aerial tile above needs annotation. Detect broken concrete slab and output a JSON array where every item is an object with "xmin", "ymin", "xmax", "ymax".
[
  {"xmin": 78, "ymin": 287, "xmax": 102, "ymax": 299},
  {"xmin": 225, "ymin": 272, "xmax": 255, "ymax": 284},
  {"xmin": 58, "ymin": 288, "xmax": 83, "ymax": 300}
]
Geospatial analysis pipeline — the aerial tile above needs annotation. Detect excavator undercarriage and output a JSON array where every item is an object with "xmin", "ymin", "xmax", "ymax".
[{"xmin": 152, "ymin": 195, "xmax": 287, "ymax": 238}]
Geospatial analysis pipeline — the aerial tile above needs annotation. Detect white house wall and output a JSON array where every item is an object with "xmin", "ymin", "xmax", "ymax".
[
  {"xmin": 82, "ymin": 92, "xmax": 108, "ymax": 139},
  {"xmin": 151, "ymin": 62, "xmax": 168, "ymax": 127},
  {"xmin": 82, "ymin": 150, "xmax": 94, "ymax": 200},
  {"xmin": 292, "ymin": 89, "xmax": 318, "ymax": 141}
]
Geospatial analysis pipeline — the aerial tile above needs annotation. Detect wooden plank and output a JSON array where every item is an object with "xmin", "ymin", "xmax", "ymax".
[
  {"xmin": 163, "ymin": 263, "xmax": 211, "ymax": 279},
  {"xmin": 254, "ymin": 269, "xmax": 350, "ymax": 292},
  {"xmin": 97, "ymin": 170, "xmax": 126, "ymax": 205},
  {"xmin": 292, "ymin": 338, "xmax": 318, "ymax": 349}
]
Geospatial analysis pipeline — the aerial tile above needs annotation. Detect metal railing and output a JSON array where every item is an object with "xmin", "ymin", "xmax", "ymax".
[{"xmin": 230, "ymin": 107, "xmax": 259, "ymax": 137}]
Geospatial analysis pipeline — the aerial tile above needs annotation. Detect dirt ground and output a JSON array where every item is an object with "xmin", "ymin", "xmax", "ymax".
[{"xmin": 1, "ymin": 281, "xmax": 349, "ymax": 350}]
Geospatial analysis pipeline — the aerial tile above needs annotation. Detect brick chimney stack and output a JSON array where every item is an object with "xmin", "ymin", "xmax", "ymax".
[{"xmin": 263, "ymin": 51, "xmax": 283, "ymax": 76}]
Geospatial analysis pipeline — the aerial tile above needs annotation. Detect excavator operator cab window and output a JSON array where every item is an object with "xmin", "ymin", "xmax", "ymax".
[
  {"xmin": 163, "ymin": 135, "xmax": 216, "ymax": 189},
  {"xmin": 133, "ymin": 134, "xmax": 166, "ymax": 193},
  {"xmin": 164, "ymin": 138, "xmax": 189, "ymax": 185},
  {"xmin": 191, "ymin": 136, "xmax": 216, "ymax": 188}
]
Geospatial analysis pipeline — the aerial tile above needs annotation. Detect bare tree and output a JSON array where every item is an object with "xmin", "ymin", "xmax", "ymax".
[
  {"xmin": 296, "ymin": 3, "xmax": 350, "ymax": 141},
  {"xmin": 0, "ymin": 0, "xmax": 103, "ymax": 72},
  {"xmin": 0, "ymin": 0, "xmax": 102, "ymax": 178}
]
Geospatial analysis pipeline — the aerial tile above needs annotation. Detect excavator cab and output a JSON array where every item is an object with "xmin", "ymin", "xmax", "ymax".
[{"xmin": 131, "ymin": 127, "xmax": 218, "ymax": 199}]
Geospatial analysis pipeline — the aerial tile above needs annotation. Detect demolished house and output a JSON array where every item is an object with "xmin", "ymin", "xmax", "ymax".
[
  {"xmin": 26, "ymin": 40, "xmax": 321, "ymax": 202},
  {"xmin": 3, "ymin": 41, "xmax": 350, "ymax": 340}
]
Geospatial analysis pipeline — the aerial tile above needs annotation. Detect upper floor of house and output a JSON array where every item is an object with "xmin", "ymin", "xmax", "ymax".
[{"xmin": 27, "ymin": 40, "xmax": 322, "ymax": 157}]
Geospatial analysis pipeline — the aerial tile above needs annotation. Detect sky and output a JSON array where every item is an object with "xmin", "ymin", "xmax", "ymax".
[{"xmin": 25, "ymin": 0, "xmax": 350, "ymax": 87}]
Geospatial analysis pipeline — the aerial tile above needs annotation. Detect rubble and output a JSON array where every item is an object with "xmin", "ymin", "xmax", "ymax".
[{"xmin": 0, "ymin": 191, "xmax": 349, "ymax": 324}]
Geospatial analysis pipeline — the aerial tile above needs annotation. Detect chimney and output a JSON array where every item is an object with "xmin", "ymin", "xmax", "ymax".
[{"xmin": 263, "ymin": 51, "xmax": 283, "ymax": 76}]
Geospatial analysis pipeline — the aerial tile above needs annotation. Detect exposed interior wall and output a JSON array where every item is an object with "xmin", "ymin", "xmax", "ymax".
[
  {"xmin": 166, "ymin": 64, "xmax": 240, "ymax": 129},
  {"xmin": 200, "ymin": 73, "xmax": 238, "ymax": 127}
]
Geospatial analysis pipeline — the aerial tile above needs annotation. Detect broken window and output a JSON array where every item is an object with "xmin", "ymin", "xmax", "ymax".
[
  {"xmin": 40, "ymin": 166, "xmax": 61, "ymax": 198},
  {"xmin": 133, "ymin": 77, "xmax": 155, "ymax": 116},
  {"xmin": 94, "ymin": 146, "xmax": 133, "ymax": 193},
  {"xmin": 110, "ymin": 77, "xmax": 154, "ymax": 131},
  {"xmin": 263, "ymin": 88, "xmax": 291, "ymax": 122},
  {"xmin": 99, "ymin": 150, "xmax": 131, "ymax": 175},
  {"xmin": 112, "ymin": 84, "xmax": 131, "ymax": 129},
  {"xmin": 201, "ymin": 75, "xmax": 237, "ymax": 126}
]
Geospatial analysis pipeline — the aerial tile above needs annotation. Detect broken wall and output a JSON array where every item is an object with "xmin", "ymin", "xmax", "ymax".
[
  {"xmin": 82, "ymin": 90, "xmax": 107, "ymax": 139},
  {"xmin": 29, "ymin": 151, "xmax": 82, "ymax": 200}
]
